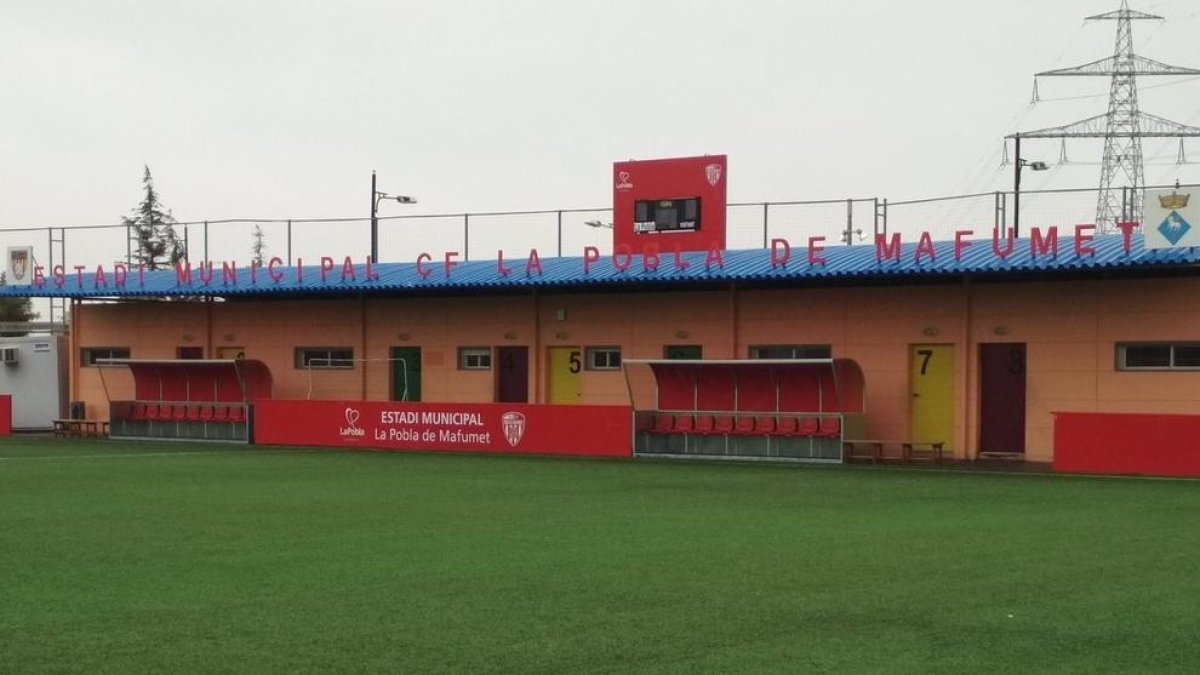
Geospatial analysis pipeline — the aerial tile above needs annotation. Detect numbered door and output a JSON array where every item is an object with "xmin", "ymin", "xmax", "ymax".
[
  {"xmin": 390, "ymin": 347, "xmax": 422, "ymax": 402},
  {"xmin": 495, "ymin": 346, "xmax": 529, "ymax": 403},
  {"xmin": 910, "ymin": 344, "xmax": 955, "ymax": 450},
  {"xmin": 978, "ymin": 343, "xmax": 1026, "ymax": 454},
  {"xmin": 547, "ymin": 347, "xmax": 582, "ymax": 404}
]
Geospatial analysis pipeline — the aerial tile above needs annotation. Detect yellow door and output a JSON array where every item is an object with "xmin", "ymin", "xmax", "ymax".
[
  {"xmin": 547, "ymin": 347, "xmax": 582, "ymax": 404},
  {"xmin": 911, "ymin": 344, "xmax": 954, "ymax": 450}
]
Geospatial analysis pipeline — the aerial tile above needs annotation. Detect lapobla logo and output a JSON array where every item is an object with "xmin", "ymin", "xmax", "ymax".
[
  {"xmin": 615, "ymin": 170, "xmax": 633, "ymax": 191},
  {"xmin": 340, "ymin": 407, "xmax": 365, "ymax": 438}
]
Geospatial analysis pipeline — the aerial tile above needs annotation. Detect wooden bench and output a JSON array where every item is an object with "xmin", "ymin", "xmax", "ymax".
[
  {"xmin": 52, "ymin": 419, "xmax": 109, "ymax": 439},
  {"xmin": 842, "ymin": 439, "xmax": 945, "ymax": 464}
]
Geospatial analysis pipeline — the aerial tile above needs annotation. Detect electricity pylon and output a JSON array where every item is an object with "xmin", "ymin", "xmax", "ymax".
[{"xmin": 1007, "ymin": 1, "xmax": 1200, "ymax": 232}]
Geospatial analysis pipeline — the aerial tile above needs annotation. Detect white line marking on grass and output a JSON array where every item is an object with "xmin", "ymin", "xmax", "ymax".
[{"xmin": 0, "ymin": 449, "xmax": 318, "ymax": 462}]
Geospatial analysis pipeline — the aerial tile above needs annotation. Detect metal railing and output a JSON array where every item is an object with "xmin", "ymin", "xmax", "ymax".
[{"xmin": 2, "ymin": 182, "xmax": 1193, "ymax": 324}]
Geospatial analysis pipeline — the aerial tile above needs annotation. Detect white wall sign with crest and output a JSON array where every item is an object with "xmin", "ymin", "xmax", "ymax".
[
  {"xmin": 1143, "ymin": 188, "xmax": 1199, "ymax": 250},
  {"xmin": 5, "ymin": 247, "xmax": 34, "ymax": 286}
]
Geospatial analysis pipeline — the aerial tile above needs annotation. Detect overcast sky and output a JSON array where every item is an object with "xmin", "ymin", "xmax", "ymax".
[{"xmin": 2, "ymin": 0, "xmax": 1199, "ymax": 253}]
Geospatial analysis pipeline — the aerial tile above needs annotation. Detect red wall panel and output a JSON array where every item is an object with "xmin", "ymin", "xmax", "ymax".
[
  {"xmin": 254, "ymin": 400, "xmax": 632, "ymax": 457},
  {"xmin": 1053, "ymin": 412, "xmax": 1200, "ymax": 477},
  {"xmin": 0, "ymin": 394, "xmax": 10, "ymax": 436}
]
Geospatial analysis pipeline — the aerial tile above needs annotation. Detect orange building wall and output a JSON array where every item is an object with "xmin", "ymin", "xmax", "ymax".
[{"xmin": 73, "ymin": 276, "xmax": 1200, "ymax": 462}]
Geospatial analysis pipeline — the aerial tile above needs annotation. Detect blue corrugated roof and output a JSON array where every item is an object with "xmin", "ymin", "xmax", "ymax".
[{"xmin": 2, "ymin": 233, "xmax": 1197, "ymax": 299}]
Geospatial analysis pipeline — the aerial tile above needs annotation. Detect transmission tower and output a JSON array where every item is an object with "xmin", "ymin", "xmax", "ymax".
[{"xmin": 1007, "ymin": 1, "xmax": 1200, "ymax": 232}]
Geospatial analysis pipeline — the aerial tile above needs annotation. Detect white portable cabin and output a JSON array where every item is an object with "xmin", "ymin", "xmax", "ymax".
[{"xmin": 0, "ymin": 335, "xmax": 68, "ymax": 430}]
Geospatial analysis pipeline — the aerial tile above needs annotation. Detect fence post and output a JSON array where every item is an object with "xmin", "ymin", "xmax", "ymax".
[
  {"xmin": 762, "ymin": 203, "xmax": 769, "ymax": 248},
  {"xmin": 464, "ymin": 214, "xmax": 470, "ymax": 261},
  {"xmin": 204, "ymin": 221, "xmax": 209, "ymax": 262},
  {"xmin": 557, "ymin": 210, "xmax": 563, "ymax": 258},
  {"xmin": 287, "ymin": 220, "xmax": 293, "ymax": 264},
  {"xmin": 843, "ymin": 198, "xmax": 854, "ymax": 244}
]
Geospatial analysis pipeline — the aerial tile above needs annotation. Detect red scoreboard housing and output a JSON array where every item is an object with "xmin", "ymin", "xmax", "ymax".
[{"xmin": 612, "ymin": 155, "xmax": 727, "ymax": 253}]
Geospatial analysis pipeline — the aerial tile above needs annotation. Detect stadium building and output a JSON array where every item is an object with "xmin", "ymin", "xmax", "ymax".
[{"xmin": 3, "ymin": 156, "xmax": 1200, "ymax": 476}]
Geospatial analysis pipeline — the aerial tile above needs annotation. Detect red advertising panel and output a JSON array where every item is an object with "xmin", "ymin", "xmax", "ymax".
[
  {"xmin": 613, "ymin": 155, "xmax": 727, "ymax": 253},
  {"xmin": 1053, "ymin": 412, "xmax": 1200, "ymax": 477},
  {"xmin": 254, "ymin": 400, "xmax": 632, "ymax": 457},
  {"xmin": 0, "ymin": 394, "xmax": 10, "ymax": 436}
]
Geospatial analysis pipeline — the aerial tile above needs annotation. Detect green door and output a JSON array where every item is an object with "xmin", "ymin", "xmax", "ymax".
[{"xmin": 391, "ymin": 347, "xmax": 422, "ymax": 402}]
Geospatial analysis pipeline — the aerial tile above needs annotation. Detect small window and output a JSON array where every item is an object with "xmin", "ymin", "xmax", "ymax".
[
  {"xmin": 1117, "ymin": 342, "xmax": 1200, "ymax": 371},
  {"xmin": 296, "ymin": 347, "xmax": 354, "ymax": 369},
  {"xmin": 458, "ymin": 347, "xmax": 492, "ymax": 370},
  {"xmin": 81, "ymin": 347, "xmax": 130, "ymax": 366},
  {"xmin": 749, "ymin": 344, "xmax": 831, "ymax": 360},
  {"xmin": 586, "ymin": 347, "xmax": 622, "ymax": 371},
  {"xmin": 177, "ymin": 346, "xmax": 204, "ymax": 360}
]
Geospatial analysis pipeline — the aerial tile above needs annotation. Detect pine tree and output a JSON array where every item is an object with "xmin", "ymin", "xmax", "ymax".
[
  {"xmin": 122, "ymin": 166, "xmax": 185, "ymax": 269},
  {"xmin": 251, "ymin": 224, "xmax": 267, "ymax": 265}
]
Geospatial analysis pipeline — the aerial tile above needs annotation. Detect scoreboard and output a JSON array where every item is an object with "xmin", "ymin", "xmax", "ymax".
[
  {"xmin": 612, "ymin": 155, "xmax": 727, "ymax": 253},
  {"xmin": 633, "ymin": 198, "xmax": 701, "ymax": 233}
]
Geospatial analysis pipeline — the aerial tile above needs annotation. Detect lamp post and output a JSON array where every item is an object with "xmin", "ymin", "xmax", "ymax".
[
  {"xmin": 1012, "ymin": 135, "xmax": 1049, "ymax": 238},
  {"xmin": 370, "ymin": 171, "xmax": 417, "ymax": 262}
]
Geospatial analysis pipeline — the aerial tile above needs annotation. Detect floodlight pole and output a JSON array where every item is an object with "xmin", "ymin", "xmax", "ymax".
[
  {"xmin": 370, "ymin": 171, "xmax": 416, "ymax": 263},
  {"xmin": 1012, "ymin": 135, "xmax": 1048, "ymax": 238},
  {"xmin": 370, "ymin": 171, "xmax": 378, "ymax": 262}
]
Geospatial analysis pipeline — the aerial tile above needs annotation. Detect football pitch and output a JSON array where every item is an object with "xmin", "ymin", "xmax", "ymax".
[{"xmin": 2, "ymin": 438, "xmax": 1198, "ymax": 674}]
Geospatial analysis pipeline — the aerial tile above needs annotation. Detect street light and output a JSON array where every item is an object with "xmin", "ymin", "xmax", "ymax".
[
  {"xmin": 370, "ymin": 170, "xmax": 417, "ymax": 262},
  {"xmin": 1012, "ymin": 134, "xmax": 1049, "ymax": 238}
]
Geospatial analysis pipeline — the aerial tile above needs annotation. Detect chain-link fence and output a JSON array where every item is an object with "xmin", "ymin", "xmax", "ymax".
[{"xmin": 2, "ymin": 181, "xmax": 1195, "ymax": 323}]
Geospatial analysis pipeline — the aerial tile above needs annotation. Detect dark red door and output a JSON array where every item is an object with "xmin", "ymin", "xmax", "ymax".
[
  {"xmin": 978, "ymin": 343, "xmax": 1026, "ymax": 454},
  {"xmin": 495, "ymin": 347, "xmax": 529, "ymax": 403}
]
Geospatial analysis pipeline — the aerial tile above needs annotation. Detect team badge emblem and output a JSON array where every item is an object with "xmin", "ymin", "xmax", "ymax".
[
  {"xmin": 705, "ymin": 163, "xmax": 722, "ymax": 187},
  {"xmin": 501, "ymin": 411, "xmax": 526, "ymax": 447},
  {"xmin": 7, "ymin": 247, "xmax": 30, "ymax": 284}
]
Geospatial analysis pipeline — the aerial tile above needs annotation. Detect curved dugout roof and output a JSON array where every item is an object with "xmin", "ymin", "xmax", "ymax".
[
  {"xmin": 1, "ymin": 233, "xmax": 1197, "ymax": 300},
  {"xmin": 628, "ymin": 359, "xmax": 866, "ymax": 414},
  {"xmin": 99, "ymin": 359, "xmax": 274, "ymax": 402}
]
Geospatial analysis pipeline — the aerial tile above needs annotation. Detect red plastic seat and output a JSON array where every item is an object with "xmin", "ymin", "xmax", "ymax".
[
  {"xmin": 735, "ymin": 416, "xmax": 755, "ymax": 435},
  {"xmin": 776, "ymin": 416, "xmax": 798, "ymax": 435},
  {"xmin": 229, "ymin": 406, "xmax": 246, "ymax": 422},
  {"xmin": 144, "ymin": 404, "xmax": 162, "ymax": 420},
  {"xmin": 130, "ymin": 403, "xmax": 147, "ymax": 420},
  {"xmin": 713, "ymin": 415, "xmax": 735, "ymax": 434},
  {"xmin": 186, "ymin": 405, "xmax": 201, "ymax": 421},
  {"xmin": 213, "ymin": 406, "xmax": 230, "ymax": 422},
  {"xmin": 754, "ymin": 416, "xmax": 776, "ymax": 435},
  {"xmin": 673, "ymin": 414, "xmax": 695, "ymax": 433},
  {"xmin": 652, "ymin": 413, "xmax": 674, "ymax": 434},
  {"xmin": 798, "ymin": 417, "xmax": 820, "ymax": 436},
  {"xmin": 198, "ymin": 405, "xmax": 214, "ymax": 421},
  {"xmin": 818, "ymin": 416, "xmax": 842, "ymax": 438},
  {"xmin": 694, "ymin": 414, "xmax": 715, "ymax": 434},
  {"xmin": 634, "ymin": 412, "xmax": 655, "ymax": 432}
]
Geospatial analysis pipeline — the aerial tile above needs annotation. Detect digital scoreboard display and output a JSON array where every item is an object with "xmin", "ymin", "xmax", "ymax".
[{"xmin": 633, "ymin": 198, "xmax": 700, "ymax": 233}]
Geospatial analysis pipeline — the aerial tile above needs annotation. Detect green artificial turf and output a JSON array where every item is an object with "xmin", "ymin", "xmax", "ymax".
[{"xmin": 1, "ymin": 437, "xmax": 1198, "ymax": 674}]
